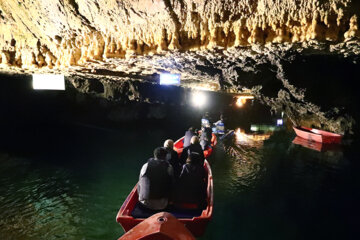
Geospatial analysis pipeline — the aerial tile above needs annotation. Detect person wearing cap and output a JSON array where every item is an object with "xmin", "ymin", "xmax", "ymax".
[
  {"xmin": 174, "ymin": 152, "xmax": 207, "ymax": 209},
  {"xmin": 180, "ymin": 136, "xmax": 204, "ymax": 165},
  {"xmin": 138, "ymin": 147, "xmax": 174, "ymax": 210},
  {"xmin": 163, "ymin": 139, "xmax": 181, "ymax": 178}
]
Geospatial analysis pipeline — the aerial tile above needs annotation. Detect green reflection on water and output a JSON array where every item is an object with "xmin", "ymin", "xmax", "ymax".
[{"xmin": 0, "ymin": 124, "xmax": 358, "ymax": 240}]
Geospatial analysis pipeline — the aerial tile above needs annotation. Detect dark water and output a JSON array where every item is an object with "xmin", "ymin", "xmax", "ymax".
[
  {"xmin": 1, "ymin": 83, "xmax": 360, "ymax": 240},
  {"xmin": 1, "ymin": 119, "xmax": 360, "ymax": 240}
]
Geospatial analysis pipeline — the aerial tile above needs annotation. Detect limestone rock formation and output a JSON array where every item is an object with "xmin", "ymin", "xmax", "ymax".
[
  {"xmin": 0, "ymin": 1, "xmax": 360, "ymax": 134},
  {"xmin": 0, "ymin": 0, "xmax": 359, "ymax": 68}
]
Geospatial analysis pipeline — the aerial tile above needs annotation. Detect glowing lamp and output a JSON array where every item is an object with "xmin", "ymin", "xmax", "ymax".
[
  {"xmin": 236, "ymin": 98, "xmax": 244, "ymax": 107},
  {"xmin": 160, "ymin": 73, "xmax": 181, "ymax": 85},
  {"xmin": 191, "ymin": 91, "xmax": 207, "ymax": 108},
  {"xmin": 277, "ymin": 119, "xmax": 283, "ymax": 126},
  {"xmin": 250, "ymin": 125, "xmax": 259, "ymax": 132},
  {"xmin": 33, "ymin": 74, "xmax": 65, "ymax": 90},
  {"xmin": 236, "ymin": 95, "xmax": 254, "ymax": 107}
]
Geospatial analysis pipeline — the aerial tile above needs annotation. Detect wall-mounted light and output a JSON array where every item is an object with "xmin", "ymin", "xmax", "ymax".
[
  {"xmin": 236, "ymin": 95, "xmax": 254, "ymax": 107},
  {"xmin": 160, "ymin": 73, "xmax": 181, "ymax": 85},
  {"xmin": 33, "ymin": 74, "xmax": 65, "ymax": 90},
  {"xmin": 191, "ymin": 91, "xmax": 207, "ymax": 108}
]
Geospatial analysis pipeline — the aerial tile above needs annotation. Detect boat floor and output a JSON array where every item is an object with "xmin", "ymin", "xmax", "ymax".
[{"xmin": 131, "ymin": 202, "xmax": 206, "ymax": 219}]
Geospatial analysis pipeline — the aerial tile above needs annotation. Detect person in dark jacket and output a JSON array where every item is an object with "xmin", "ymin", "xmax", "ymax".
[
  {"xmin": 138, "ymin": 147, "xmax": 174, "ymax": 210},
  {"xmin": 163, "ymin": 139, "xmax": 181, "ymax": 178},
  {"xmin": 180, "ymin": 136, "xmax": 204, "ymax": 165},
  {"xmin": 183, "ymin": 127, "xmax": 196, "ymax": 148},
  {"xmin": 200, "ymin": 123, "xmax": 213, "ymax": 150},
  {"xmin": 174, "ymin": 152, "xmax": 207, "ymax": 209}
]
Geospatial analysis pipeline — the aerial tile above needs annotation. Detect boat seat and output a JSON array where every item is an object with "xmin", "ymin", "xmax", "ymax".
[{"xmin": 131, "ymin": 202, "xmax": 204, "ymax": 219}]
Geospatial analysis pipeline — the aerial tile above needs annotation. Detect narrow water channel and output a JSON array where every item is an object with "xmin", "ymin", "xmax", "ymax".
[{"xmin": 1, "ymin": 80, "xmax": 359, "ymax": 240}]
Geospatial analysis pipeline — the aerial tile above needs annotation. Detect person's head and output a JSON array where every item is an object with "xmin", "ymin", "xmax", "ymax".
[
  {"xmin": 188, "ymin": 127, "xmax": 194, "ymax": 132},
  {"xmin": 153, "ymin": 147, "xmax": 168, "ymax": 160},
  {"xmin": 186, "ymin": 152, "xmax": 201, "ymax": 165},
  {"xmin": 190, "ymin": 136, "xmax": 199, "ymax": 145},
  {"xmin": 163, "ymin": 139, "xmax": 174, "ymax": 149}
]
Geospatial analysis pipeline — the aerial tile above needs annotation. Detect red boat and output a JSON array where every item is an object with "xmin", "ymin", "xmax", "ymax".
[
  {"xmin": 292, "ymin": 137, "xmax": 342, "ymax": 152},
  {"xmin": 118, "ymin": 212, "xmax": 195, "ymax": 240},
  {"xmin": 173, "ymin": 133, "xmax": 217, "ymax": 158},
  {"xmin": 116, "ymin": 160, "xmax": 214, "ymax": 237},
  {"xmin": 293, "ymin": 126, "xmax": 342, "ymax": 144}
]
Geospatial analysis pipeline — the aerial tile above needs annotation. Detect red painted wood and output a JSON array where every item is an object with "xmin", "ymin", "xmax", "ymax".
[
  {"xmin": 116, "ymin": 160, "xmax": 214, "ymax": 237},
  {"xmin": 293, "ymin": 126, "xmax": 342, "ymax": 144},
  {"xmin": 173, "ymin": 133, "xmax": 217, "ymax": 158},
  {"xmin": 118, "ymin": 212, "xmax": 195, "ymax": 240}
]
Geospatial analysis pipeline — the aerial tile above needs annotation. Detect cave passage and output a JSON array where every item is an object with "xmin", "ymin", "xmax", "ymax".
[{"xmin": 0, "ymin": 74, "xmax": 360, "ymax": 240}]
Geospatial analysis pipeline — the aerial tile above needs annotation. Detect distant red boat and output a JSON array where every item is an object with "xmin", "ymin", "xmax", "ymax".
[
  {"xmin": 173, "ymin": 133, "xmax": 217, "ymax": 158},
  {"xmin": 118, "ymin": 212, "xmax": 195, "ymax": 240},
  {"xmin": 116, "ymin": 160, "xmax": 214, "ymax": 237},
  {"xmin": 292, "ymin": 136, "xmax": 341, "ymax": 152},
  {"xmin": 293, "ymin": 126, "xmax": 342, "ymax": 144}
]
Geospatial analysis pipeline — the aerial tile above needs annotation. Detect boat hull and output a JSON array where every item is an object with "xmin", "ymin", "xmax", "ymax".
[
  {"xmin": 116, "ymin": 160, "xmax": 214, "ymax": 237},
  {"xmin": 118, "ymin": 212, "xmax": 195, "ymax": 240},
  {"xmin": 293, "ymin": 126, "xmax": 342, "ymax": 144}
]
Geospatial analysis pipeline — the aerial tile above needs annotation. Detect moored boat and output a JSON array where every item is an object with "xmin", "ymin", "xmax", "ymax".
[
  {"xmin": 118, "ymin": 212, "xmax": 195, "ymax": 240},
  {"xmin": 116, "ymin": 160, "xmax": 214, "ymax": 237},
  {"xmin": 173, "ymin": 133, "xmax": 217, "ymax": 158},
  {"xmin": 293, "ymin": 126, "xmax": 342, "ymax": 144},
  {"xmin": 292, "ymin": 136, "xmax": 342, "ymax": 152}
]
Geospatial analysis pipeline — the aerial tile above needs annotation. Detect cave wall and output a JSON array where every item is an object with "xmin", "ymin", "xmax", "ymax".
[{"xmin": 0, "ymin": 0, "xmax": 359, "ymax": 68}]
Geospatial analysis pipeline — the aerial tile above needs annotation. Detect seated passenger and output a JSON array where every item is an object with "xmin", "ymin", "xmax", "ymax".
[
  {"xmin": 180, "ymin": 136, "xmax": 204, "ymax": 165},
  {"xmin": 214, "ymin": 115, "xmax": 225, "ymax": 135},
  {"xmin": 183, "ymin": 127, "xmax": 196, "ymax": 148},
  {"xmin": 164, "ymin": 139, "xmax": 182, "ymax": 178},
  {"xmin": 138, "ymin": 147, "xmax": 174, "ymax": 210},
  {"xmin": 200, "ymin": 124, "xmax": 213, "ymax": 150},
  {"xmin": 174, "ymin": 152, "xmax": 207, "ymax": 209},
  {"xmin": 201, "ymin": 112, "xmax": 211, "ymax": 128}
]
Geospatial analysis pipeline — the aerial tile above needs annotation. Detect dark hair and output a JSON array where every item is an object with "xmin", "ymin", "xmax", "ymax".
[
  {"xmin": 188, "ymin": 127, "xmax": 194, "ymax": 131},
  {"xmin": 186, "ymin": 152, "xmax": 201, "ymax": 165},
  {"xmin": 153, "ymin": 147, "xmax": 168, "ymax": 160}
]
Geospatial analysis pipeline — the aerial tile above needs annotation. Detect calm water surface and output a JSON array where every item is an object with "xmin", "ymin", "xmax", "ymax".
[{"xmin": 1, "ymin": 114, "xmax": 359, "ymax": 240}]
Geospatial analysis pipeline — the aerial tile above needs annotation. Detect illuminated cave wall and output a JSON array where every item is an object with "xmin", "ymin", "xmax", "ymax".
[{"xmin": 0, "ymin": 0, "xmax": 359, "ymax": 68}]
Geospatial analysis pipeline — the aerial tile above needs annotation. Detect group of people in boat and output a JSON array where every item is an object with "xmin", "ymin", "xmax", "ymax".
[
  {"xmin": 137, "ymin": 138, "xmax": 207, "ymax": 211},
  {"xmin": 137, "ymin": 113, "xmax": 225, "ymax": 212}
]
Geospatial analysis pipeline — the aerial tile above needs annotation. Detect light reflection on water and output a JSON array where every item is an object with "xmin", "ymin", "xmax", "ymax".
[
  {"xmin": 0, "ymin": 155, "xmax": 81, "ymax": 240},
  {"xmin": 200, "ymin": 127, "xmax": 359, "ymax": 240},
  {"xmin": 219, "ymin": 127, "xmax": 272, "ymax": 193},
  {"xmin": 0, "ymin": 124, "xmax": 164, "ymax": 240}
]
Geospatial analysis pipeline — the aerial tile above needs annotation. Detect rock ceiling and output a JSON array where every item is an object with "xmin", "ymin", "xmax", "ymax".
[
  {"xmin": 0, "ymin": 0, "xmax": 360, "ymax": 133},
  {"xmin": 0, "ymin": 0, "xmax": 359, "ymax": 68}
]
